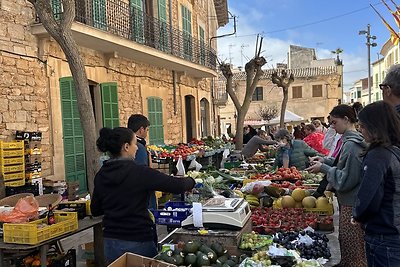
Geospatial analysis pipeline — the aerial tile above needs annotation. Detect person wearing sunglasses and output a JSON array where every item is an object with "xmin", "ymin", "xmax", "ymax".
[{"xmin": 379, "ymin": 64, "xmax": 400, "ymax": 113}]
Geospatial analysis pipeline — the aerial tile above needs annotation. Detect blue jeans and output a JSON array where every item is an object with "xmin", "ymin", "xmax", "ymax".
[
  {"xmin": 365, "ymin": 234, "xmax": 400, "ymax": 267},
  {"xmin": 104, "ymin": 237, "xmax": 158, "ymax": 265}
]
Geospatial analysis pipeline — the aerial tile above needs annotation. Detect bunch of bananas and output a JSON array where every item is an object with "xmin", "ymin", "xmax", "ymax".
[
  {"xmin": 147, "ymin": 145, "xmax": 168, "ymax": 152},
  {"xmin": 245, "ymin": 194, "xmax": 260, "ymax": 209}
]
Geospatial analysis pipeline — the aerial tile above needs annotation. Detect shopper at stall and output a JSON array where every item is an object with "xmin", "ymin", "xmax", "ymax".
[
  {"xmin": 273, "ymin": 129, "xmax": 320, "ymax": 170},
  {"xmin": 91, "ymin": 127, "xmax": 195, "ymax": 264},
  {"xmin": 312, "ymin": 119, "xmax": 326, "ymax": 133},
  {"xmin": 306, "ymin": 104, "xmax": 367, "ymax": 267},
  {"xmin": 352, "ymin": 101, "xmax": 400, "ymax": 267},
  {"xmin": 127, "ymin": 114, "xmax": 156, "ymax": 209},
  {"xmin": 243, "ymin": 125, "xmax": 257, "ymax": 144},
  {"xmin": 303, "ymin": 124, "xmax": 329, "ymax": 155},
  {"xmin": 242, "ymin": 130, "xmax": 277, "ymax": 159},
  {"xmin": 380, "ymin": 64, "xmax": 400, "ymax": 113}
]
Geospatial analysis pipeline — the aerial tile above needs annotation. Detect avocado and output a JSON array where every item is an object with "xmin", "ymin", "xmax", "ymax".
[
  {"xmin": 224, "ymin": 259, "xmax": 236, "ymax": 266},
  {"xmin": 196, "ymin": 253, "xmax": 211, "ymax": 267},
  {"xmin": 185, "ymin": 253, "xmax": 197, "ymax": 266},
  {"xmin": 216, "ymin": 255, "xmax": 229, "ymax": 264},
  {"xmin": 184, "ymin": 241, "xmax": 201, "ymax": 254},
  {"xmin": 229, "ymin": 255, "xmax": 239, "ymax": 264},
  {"xmin": 264, "ymin": 186, "xmax": 283, "ymax": 198},
  {"xmin": 239, "ymin": 254, "xmax": 248, "ymax": 263},
  {"xmin": 210, "ymin": 243, "xmax": 226, "ymax": 257},
  {"xmin": 199, "ymin": 244, "xmax": 218, "ymax": 262},
  {"xmin": 173, "ymin": 254, "xmax": 184, "ymax": 266},
  {"xmin": 212, "ymin": 264, "xmax": 223, "ymax": 267},
  {"xmin": 163, "ymin": 255, "xmax": 177, "ymax": 265}
]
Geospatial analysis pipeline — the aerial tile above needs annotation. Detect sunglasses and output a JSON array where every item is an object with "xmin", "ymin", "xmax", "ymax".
[{"xmin": 379, "ymin": 84, "xmax": 390, "ymax": 90}]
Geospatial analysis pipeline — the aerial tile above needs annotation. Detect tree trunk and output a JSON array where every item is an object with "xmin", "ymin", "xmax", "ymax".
[
  {"xmin": 28, "ymin": 0, "xmax": 99, "ymax": 194},
  {"xmin": 234, "ymin": 111, "xmax": 246, "ymax": 150},
  {"xmin": 280, "ymin": 88, "xmax": 288, "ymax": 128}
]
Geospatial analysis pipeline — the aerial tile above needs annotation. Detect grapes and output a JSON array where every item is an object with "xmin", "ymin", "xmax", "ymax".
[{"xmin": 273, "ymin": 231, "xmax": 331, "ymax": 259}]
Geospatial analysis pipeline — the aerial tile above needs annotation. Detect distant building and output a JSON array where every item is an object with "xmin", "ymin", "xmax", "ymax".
[{"xmin": 213, "ymin": 45, "xmax": 343, "ymax": 135}]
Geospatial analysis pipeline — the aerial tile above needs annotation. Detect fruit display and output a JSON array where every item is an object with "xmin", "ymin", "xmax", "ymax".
[
  {"xmin": 272, "ymin": 230, "xmax": 331, "ymax": 260},
  {"xmin": 245, "ymin": 154, "xmax": 266, "ymax": 164},
  {"xmin": 251, "ymin": 208, "xmax": 319, "ymax": 234},
  {"xmin": 245, "ymin": 194, "xmax": 260, "ymax": 209},
  {"xmin": 239, "ymin": 232, "xmax": 274, "ymax": 250},
  {"xmin": 300, "ymin": 171, "xmax": 324, "ymax": 184},
  {"xmin": 155, "ymin": 240, "xmax": 241, "ymax": 266},
  {"xmin": 272, "ymin": 167, "xmax": 302, "ymax": 180}
]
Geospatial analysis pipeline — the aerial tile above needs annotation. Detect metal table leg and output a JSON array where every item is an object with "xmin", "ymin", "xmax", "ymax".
[{"xmin": 40, "ymin": 244, "xmax": 48, "ymax": 267}]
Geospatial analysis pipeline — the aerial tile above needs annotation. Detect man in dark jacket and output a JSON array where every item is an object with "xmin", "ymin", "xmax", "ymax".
[
  {"xmin": 127, "ymin": 114, "xmax": 157, "ymax": 209},
  {"xmin": 380, "ymin": 64, "xmax": 400, "ymax": 113}
]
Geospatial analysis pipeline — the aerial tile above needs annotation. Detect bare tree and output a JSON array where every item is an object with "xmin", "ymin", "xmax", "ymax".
[
  {"xmin": 271, "ymin": 69, "xmax": 295, "ymax": 128},
  {"xmin": 257, "ymin": 105, "xmax": 278, "ymax": 122},
  {"xmin": 220, "ymin": 36, "xmax": 267, "ymax": 150},
  {"xmin": 27, "ymin": 0, "xmax": 99, "ymax": 194}
]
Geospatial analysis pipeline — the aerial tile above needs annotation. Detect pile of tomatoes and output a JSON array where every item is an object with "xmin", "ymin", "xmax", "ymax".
[
  {"xmin": 272, "ymin": 167, "xmax": 302, "ymax": 180},
  {"xmin": 251, "ymin": 207, "xmax": 319, "ymax": 234}
]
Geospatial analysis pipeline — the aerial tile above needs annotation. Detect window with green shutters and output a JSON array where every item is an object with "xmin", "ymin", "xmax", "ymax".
[
  {"xmin": 93, "ymin": 0, "xmax": 107, "ymax": 30},
  {"xmin": 181, "ymin": 5, "xmax": 192, "ymax": 60},
  {"xmin": 130, "ymin": 0, "xmax": 144, "ymax": 43},
  {"xmin": 147, "ymin": 97, "xmax": 164, "ymax": 145},
  {"xmin": 158, "ymin": 0, "xmax": 169, "ymax": 51},
  {"xmin": 51, "ymin": 0, "xmax": 62, "ymax": 20},
  {"xmin": 59, "ymin": 77, "xmax": 87, "ymax": 193},
  {"xmin": 199, "ymin": 26, "xmax": 205, "ymax": 65},
  {"xmin": 100, "ymin": 82, "xmax": 120, "ymax": 128}
]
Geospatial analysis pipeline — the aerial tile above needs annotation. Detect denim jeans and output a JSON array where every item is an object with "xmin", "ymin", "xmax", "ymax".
[
  {"xmin": 365, "ymin": 234, "xmax": 400, "ymax": 267},
  {"xmin": 104, "ymin": 237, "xmax": 158, "ymax": 265}
]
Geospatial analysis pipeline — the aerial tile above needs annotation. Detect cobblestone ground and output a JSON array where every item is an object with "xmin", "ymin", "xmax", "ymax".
[{"xmin": 62, "ymin": 198, "xmax": 341, "ymax": 266}]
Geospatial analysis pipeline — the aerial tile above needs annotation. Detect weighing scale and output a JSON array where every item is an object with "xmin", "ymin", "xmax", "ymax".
[{"xmin": 181, "ymin": 198, "xmax": 251, "ymax": 230}]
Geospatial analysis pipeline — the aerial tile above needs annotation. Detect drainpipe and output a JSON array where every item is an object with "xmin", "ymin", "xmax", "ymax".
[{"xmin": 172, "ymin": 71, "xmax": 177, "ymax": 115}]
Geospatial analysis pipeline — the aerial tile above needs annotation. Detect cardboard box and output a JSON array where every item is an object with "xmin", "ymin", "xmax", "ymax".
[{"xmin": 108, "ymin": 252, "xmax": 176, "ymax": 267}]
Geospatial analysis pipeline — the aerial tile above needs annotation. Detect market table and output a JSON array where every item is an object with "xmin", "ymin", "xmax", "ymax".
[{"xmin": 0, "ymin": 217, "xmax": 105, "ymax": 267}]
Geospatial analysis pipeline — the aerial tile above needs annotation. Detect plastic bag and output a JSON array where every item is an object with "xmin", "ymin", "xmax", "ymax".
[
  {"xmin": 188, "ymin": 159, "xmax": 202, "ymax": 171},
  {"xmin": 176, "ymin": 156, "xmax": 186, "ymax": 176},
  {"xmin": 241, "ymin": 180, "xmax": 272, "ymax": 195},
  {"xmin": 0, "ymin": 196, "xmax": 39, "ymax": 223}
]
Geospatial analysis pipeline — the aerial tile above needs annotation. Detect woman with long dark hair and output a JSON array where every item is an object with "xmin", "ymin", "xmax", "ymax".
[
  {"xmin": 91, "ymin": 127, "xmax": 195, "ymax": 264},
  {"xmin": 352, "ymin": 101, "xmax": 400, "ymax": 267},
  {"xmin": 306, "ymin": 104, "xmax": 367, "ymax": 266}
]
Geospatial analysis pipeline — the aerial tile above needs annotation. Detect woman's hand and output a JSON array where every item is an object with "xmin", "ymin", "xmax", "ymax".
[
  {"xmin": 309, "ymin": 156, "xmax": 324, "ymax": 163},
  {"xmin": 305, "ymin": 161, "xmax": 322, "ymax": 173}
]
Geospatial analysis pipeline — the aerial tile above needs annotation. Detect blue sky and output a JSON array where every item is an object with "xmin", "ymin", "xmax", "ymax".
[{"xmin": 217, "ymin": 0, "xmax": 398, "ymax": 91}]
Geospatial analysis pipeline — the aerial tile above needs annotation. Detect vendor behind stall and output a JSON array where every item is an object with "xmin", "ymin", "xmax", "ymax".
[
  {"xmin": 242, "ymin": 130, "xmax": 277, "ymax": 159},
  {"xmin": 274, "ymin": 129, "xmax": 319, "ymax": 170}
]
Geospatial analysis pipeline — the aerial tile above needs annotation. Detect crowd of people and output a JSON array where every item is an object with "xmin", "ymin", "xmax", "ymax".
[{"xmin": 90, "ymin": 64, "xmax": 400, "ymax": 266}]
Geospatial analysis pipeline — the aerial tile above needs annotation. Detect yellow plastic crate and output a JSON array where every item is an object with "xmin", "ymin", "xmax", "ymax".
[
  {"xmin": 1, "ymin": 164, "xmax": 24, "ymax": 173},
  {"xmin": 4, "ymin": 179, "xmax": 25, "ymax": 187},
  {"xmin": 0, "ymin": 149, "xmax": 24, "ymax": 158},
  {"xmin": 0, "ymin": 157, "xmax": 24, "ymax": 166},
  {"xmin": 3, "ymin": 211, "xmax": 78, "ymax": 245},
  {"xmin": 2, "ymin": 172, "xmax": 25, "ymax": 181},
  {"xmin": 304, "ymin": 204, "xmax": 334, "ymax": 216},
  {"xmin": 0, "ymin": 141, "xmax": 24, "ymax": 150}
]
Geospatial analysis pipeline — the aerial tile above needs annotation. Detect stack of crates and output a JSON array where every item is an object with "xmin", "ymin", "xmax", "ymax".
[
  {"xmin": 0, "ymin": 141, "xmax": 25, "ymax": 187},
  {"xmin": 15, "ymin": 131, "xmax": 42, "ymax": 182}
]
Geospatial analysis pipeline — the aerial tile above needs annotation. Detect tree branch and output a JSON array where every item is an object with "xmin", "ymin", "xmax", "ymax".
[
  {"xmin": 220, "ymin": 63, "xmax": 241, "ymax": 110},
  {"xmin": 61, "ymin": 0, "xmax": 75, "ymax": 31},
  {"xmin": 29, "ymin": 0, "xmax": 61, "ymax": 38}
]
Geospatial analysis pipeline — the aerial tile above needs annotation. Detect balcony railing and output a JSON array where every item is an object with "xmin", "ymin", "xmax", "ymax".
[{"xmin": 46, "ymin": 0, "xmax": 217, "ymax": 70}]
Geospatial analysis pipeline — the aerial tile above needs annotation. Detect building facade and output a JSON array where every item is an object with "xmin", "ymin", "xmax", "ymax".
[
  {"xmin": 0, "ymin": 0, "xmax": 228, "ymax": 191},
  {"xmin": 214, "ymin": 45, "xmax": 343, "ymax": 135}
]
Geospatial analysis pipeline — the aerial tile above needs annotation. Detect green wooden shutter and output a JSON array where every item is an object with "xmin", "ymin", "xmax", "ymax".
[
  {"xmin": 130, "ymin": 0, "xmax": 144, "ymax": 43},
  {"xmin": 181, "ymin": 5, "xmax": 192, "ymax": 60},
  {"xmin": 59, "ymin": 77, "xmax": 87, "ymax": 193},
  {"xmin": 93, "ymin": 0, "xmax": 107, "ymax": 30},
  {"xmin": 199, "ymin": 26, "xmax": 205, "ymax": 65},
  {"xmin": 147, "ymin": 97, "xmax": 164, "ymax": 145},
  {"xmin": 158, "ymin": 0, "xmax": 168, "ymax": 51},
  {"xmin": 100, "ymin": 82, "xmax": 120, "ymax": 128},
  {"xmin": 51, "ymin": 0, "xmax": 62, "ymax": 20}
]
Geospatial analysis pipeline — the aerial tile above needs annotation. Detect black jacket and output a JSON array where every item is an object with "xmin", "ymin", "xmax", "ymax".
[
  {"xmin": 353, "ymin": 146, "xmax": 400, "ymax": 235},
  {"xmin": 91, "ymin": 158, "xmax": 195, "ymax": 241}
]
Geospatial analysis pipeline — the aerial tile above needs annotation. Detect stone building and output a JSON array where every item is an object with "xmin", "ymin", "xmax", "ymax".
[
  {"xmin": 214, "ymin": 45, "xmax": 343, "ymax": 135},
  {"xmin": 0, "ymin": 0, "xmax": 228, "ymax": 191}
]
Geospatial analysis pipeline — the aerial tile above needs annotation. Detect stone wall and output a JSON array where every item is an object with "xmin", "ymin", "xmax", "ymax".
[{"xmin": 1, "ymin": 0, "xmax": 215, "ymax": 180}]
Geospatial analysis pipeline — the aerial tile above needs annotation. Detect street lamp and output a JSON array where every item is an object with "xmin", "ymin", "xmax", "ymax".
[{"xmin": 359, "ymin": 24, "xmax": 377, "ymax": 104}]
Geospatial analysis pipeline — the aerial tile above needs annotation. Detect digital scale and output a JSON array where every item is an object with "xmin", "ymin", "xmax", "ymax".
[{"xmin": 181, "ymin": 198, "xmax": 251, "ymax": 230}]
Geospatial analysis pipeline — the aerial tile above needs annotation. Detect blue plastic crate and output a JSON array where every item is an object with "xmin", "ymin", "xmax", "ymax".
[{"xmin": 151, "ymin": 201, "xmax": 192, "ymax": 226}]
